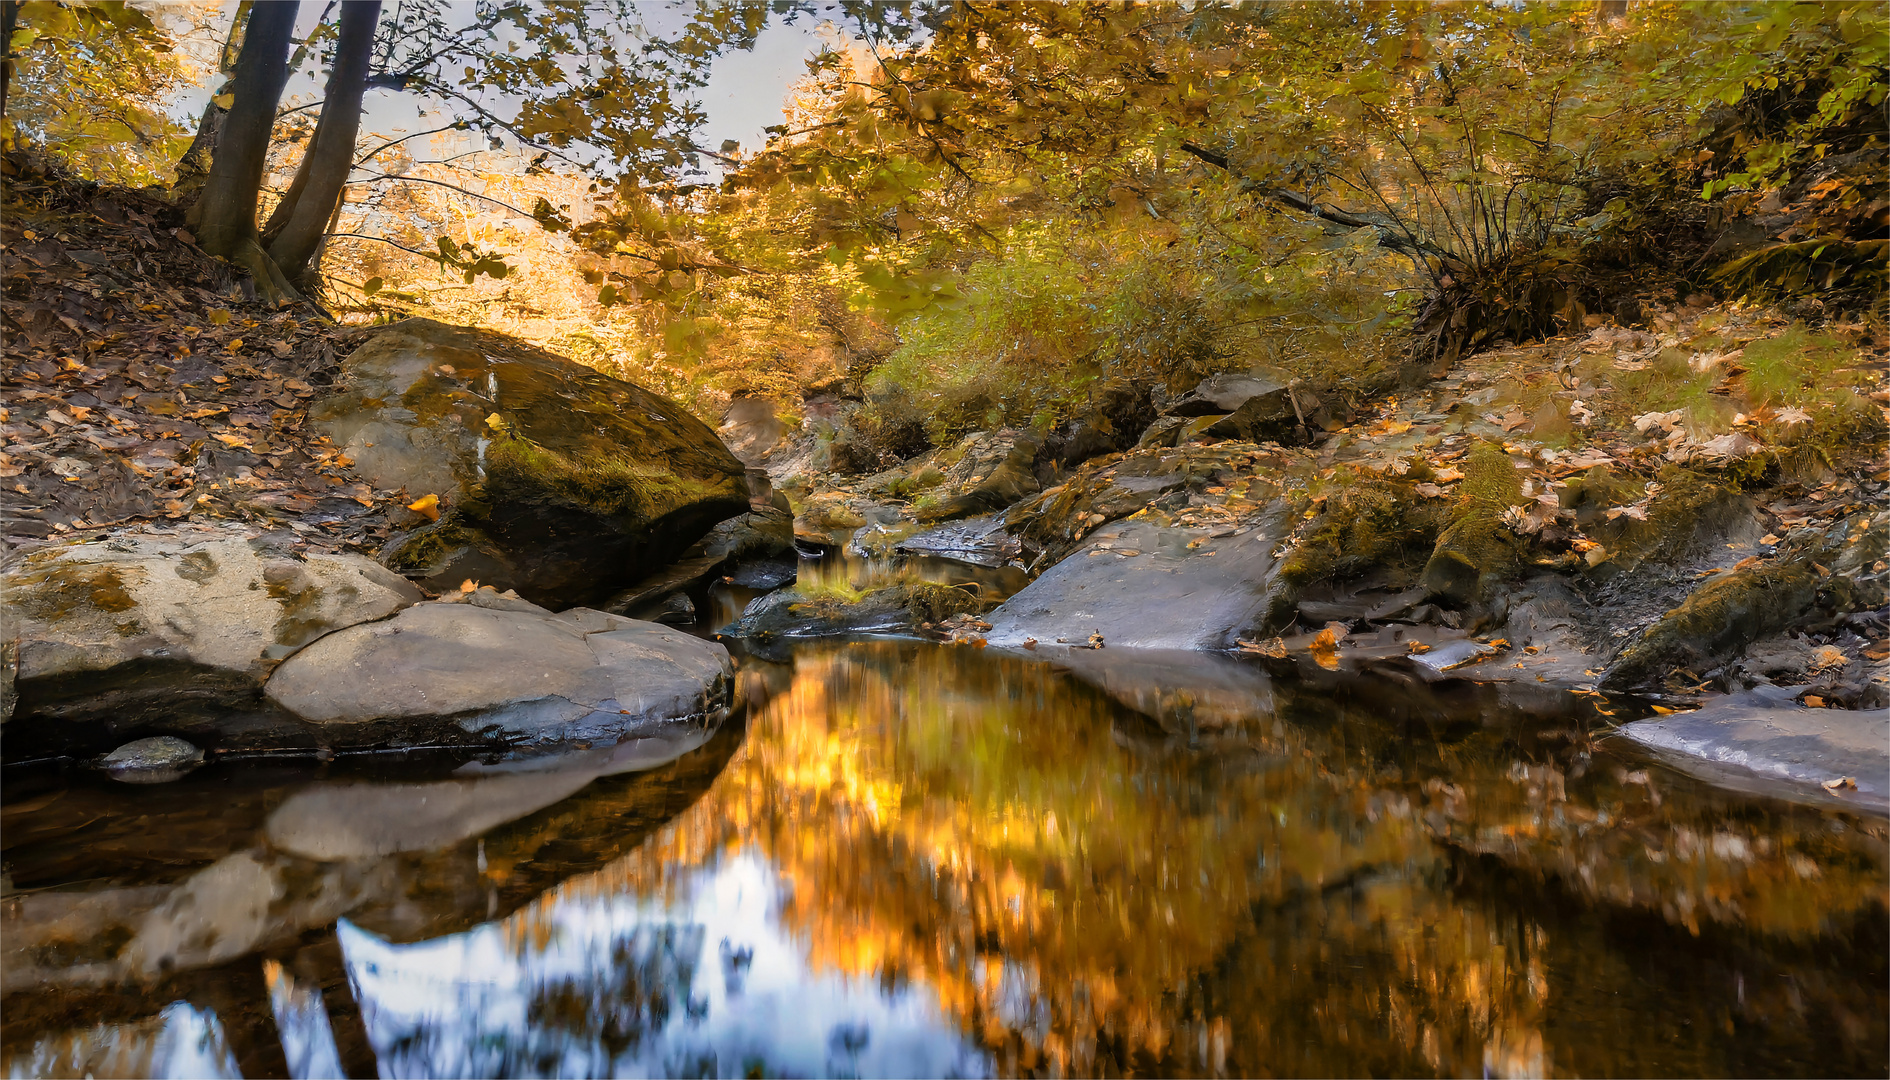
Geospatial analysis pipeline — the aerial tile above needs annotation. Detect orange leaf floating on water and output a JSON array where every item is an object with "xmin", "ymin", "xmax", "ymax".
[
  {"xmin": 407, "ymin": 493, "xmax": 441, "ymax": 521},
  {"xmin": 1311, "ymin": 621, "xmax": 1349, "ymax": 651}
]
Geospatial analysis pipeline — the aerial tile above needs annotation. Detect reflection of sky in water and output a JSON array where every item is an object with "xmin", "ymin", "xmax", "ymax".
[
  {"xmin": 4, "ymin": 1002, "xmax": 241, "ymax": 1080},
  {"xmin": 341, "ymin": 850, "xmax": 989, "ymax": 1079}
]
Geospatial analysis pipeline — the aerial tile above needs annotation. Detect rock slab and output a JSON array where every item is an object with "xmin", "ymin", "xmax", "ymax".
[
  {"xmin": 266, "ymin": 592, "xmax": 733, "ymax": 746},
  {"xmin": 1619, "ymin": 694, "xmax": 1889, "ymax": 816},
  {"xmin": 984, "ymin": 513, "xmax": 1289, "ymax": 651}
]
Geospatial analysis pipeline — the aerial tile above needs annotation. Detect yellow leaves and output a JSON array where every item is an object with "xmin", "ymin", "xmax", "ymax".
[
  {"xmin": 211, "ymin": 432, "xmax": 252, "ymax": 449},
  {"xmin": 206, "ymin": 308, "xmax": 232, "ymax": 326},
  {"xmin": 212, "ymin": 92, "xmax": 234, "ymax": 109},
  {"xmin": 407, "ymin": 493, "xmax": 442, "ymax": 521}
]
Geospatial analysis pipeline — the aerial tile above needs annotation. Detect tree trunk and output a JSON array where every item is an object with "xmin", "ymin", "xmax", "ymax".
[
  {"xmin": 265, "ymin": 0, "xmax": 379, "ymax": 289},
  {"xmin": 1, "ymin": 0, "xmax": 20, "ymax": 122},
  {"xmin": 174, "ymin": 1, "xmax": 252, "ymax": 196},
  {"xmin": 191, "ymin": 0, "xmax": 297, "ymax": 267}
]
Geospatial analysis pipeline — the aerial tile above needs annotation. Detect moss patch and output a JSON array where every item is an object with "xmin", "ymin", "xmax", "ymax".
[{"xmin": 482, "ymin": 436, "xmax": 736, "ymax": 527}]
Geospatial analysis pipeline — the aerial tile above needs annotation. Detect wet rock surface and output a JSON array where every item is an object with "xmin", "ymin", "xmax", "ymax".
[
  {"xmin": 984, "ymin": 511, "xmax": 1291, "ymax": 651},
  {"xmin": 722, "ymin": 580, "xmax": 985, "ymax": 641},
  {"xmin": 894, "ymin": 514, "xmax": 1021, "ymax": 568},
  {"xmin": 1619, "ymin": 691, "xmax": 1890, "ymax": 815},
  {"xmin": 3, "ymin": 530, "xmax": 423, "ymax": 753},
  {"xmin": 99, "ymin": 736, "xmax": 204, "ymax": 784},
  {"xmin": 313, "ymin": 319, "xmax": 749, "ymax": 608},
  {"xmin": 266, "ymin": 591, "xmax": 732, "ymax": 748}
]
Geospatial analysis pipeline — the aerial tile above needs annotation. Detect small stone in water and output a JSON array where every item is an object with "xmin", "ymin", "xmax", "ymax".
[{"xmin": 100, "ymin": 736, "xmax": 205, "ymax": 783}]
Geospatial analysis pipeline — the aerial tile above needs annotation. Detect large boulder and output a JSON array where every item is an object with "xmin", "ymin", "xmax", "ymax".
[
  {"xmin": 312, "ymin": 319, "xmax": 749, "ymax": 609},
  {"xmin": 3, "ymin": 531, "xmax": 422, "ymax": 754},
  {"xmin": 1601, "ymin": 508, "xmax": 1886, "ymax": 692},
  {"xmin": 265, "ymin": 591, "xmax": 733, "ymax": 748}
]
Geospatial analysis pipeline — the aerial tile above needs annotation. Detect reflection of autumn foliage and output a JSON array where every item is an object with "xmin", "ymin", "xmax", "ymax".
[{"xmin": 511, "ymin": 645, "xmax": 1887, "ymax": 1075}]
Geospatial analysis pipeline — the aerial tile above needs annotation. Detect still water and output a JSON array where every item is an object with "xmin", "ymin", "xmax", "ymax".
[{"xmin": 3, "ymin": 640, "xmax": 1886, "ymax": 1078}]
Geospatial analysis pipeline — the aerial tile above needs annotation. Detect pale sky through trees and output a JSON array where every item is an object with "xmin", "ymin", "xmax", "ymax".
[{"xmin": 163, "ymin": 1, "xmax": 831, "ymax": 178}]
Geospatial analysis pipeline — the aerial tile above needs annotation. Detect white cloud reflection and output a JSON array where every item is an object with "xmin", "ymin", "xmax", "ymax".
[{"xmin": 340, "ymin": 851, "xmax": 988, "ymax": 1079}]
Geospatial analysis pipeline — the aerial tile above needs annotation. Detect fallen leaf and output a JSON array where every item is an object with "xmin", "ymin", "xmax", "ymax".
[
  {"xmin": 1238, "ymin": 637, "xmax": 1288, "ymax": 658},
  {"xmin": 407, "ymin": 493, "xmax": 441, "ymax": 521},
  {"xmin": 1808, "ymin": 645, "xmax": 1849, "ymax": 671},
  {"xmin": 1801, "ymin": 694, "xmax": 1826, "ymax": 708},
  {"xmin": 1821, "ymin": 776, "xmax": 1856, "ymax": 791}
]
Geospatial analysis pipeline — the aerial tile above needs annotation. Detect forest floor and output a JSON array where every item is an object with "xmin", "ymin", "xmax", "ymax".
[{"xmin": 0, "ymin": 154, "xmax": 407, "ymax": 558}]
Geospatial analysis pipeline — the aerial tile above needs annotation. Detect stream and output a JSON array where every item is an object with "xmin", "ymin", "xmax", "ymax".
[{"xmin": 2, "ymin": 551, "xmax": 1885, "ymax": 1079}]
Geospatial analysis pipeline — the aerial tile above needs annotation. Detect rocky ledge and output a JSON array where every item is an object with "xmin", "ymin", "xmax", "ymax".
[{"xmin": 3, "ymin": 527, "xmax": 733, "ymax": 764}]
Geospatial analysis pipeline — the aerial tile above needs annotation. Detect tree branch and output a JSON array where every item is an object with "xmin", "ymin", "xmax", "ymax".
[
  {"xmin": 1178, "ymin": 142, "xmax": 1449, "ymax": 260},
  {"xmin": 346, "ymin": 172, "xmax": 532, "ymax": 216}
]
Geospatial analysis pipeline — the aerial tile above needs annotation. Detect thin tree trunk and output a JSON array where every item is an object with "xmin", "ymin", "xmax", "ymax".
[
  {"xmin": 174, "ymin": 0, "xmax": 252, "ymax": 195},
  {"xmin": 267, "ymin": 0, "xmax": 379, "ymax": 289},
  {"xmin": 193, "ymin": 0, "xmax": 297, "ymax": 259},
  {"xmin": 1, "ymin": 0, "xmax": 19, "ymax": 121}
]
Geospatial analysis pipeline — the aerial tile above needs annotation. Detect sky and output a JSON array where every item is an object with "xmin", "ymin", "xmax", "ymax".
[{"xmin": 168, "ymin": 2, "xmax": 837, "ymax": 177}]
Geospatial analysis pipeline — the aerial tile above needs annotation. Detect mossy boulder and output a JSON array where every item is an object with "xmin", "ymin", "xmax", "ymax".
[
  {"xmin": 1600, "ymin": 508, "xmax": 1887, "ymax": 691},
  {"xmin": 722, "ymin": 581, "xmax": 983, "ymax": 640},
  {"xmin": 312, "ymin": 319, "xmax": 749, "ymax": 609},
  {"xmin": 914, "ymin": 428, "xmax": 1044, "ymax": 522}
]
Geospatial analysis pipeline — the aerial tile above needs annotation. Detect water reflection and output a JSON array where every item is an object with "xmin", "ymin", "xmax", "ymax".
[
  {"xmin": 341, "ymin": 854, "xmax": 984, "ymax": 1078},
  {"xmin": 3, "ymin": 642, "xmax": 1886, "ymax": 1078}
]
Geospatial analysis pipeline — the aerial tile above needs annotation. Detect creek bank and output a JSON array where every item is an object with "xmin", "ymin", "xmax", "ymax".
[
  {"xmin": 743, "ymin": 301, "xmax": 1887, "ymax": 805},
  {"xmin": 3, "ymin": 527, "xmax": 734, "ymax": 762}
]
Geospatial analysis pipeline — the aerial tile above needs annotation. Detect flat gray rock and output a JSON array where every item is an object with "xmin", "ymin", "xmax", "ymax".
[
  {"xmin": 896, "ymin": 514, "xmax": 1021, "ymax": 568},
  {"xmin": 265, "ymin": 597, "xmax": 732, "ymax": 746},
  {"xmin": 984, "ymin": 513, "xmax": 1287, "ymax": 651},
  {"xmin": 1619, "ymin": 695, "xmax": 1889, "ymax": 815}
]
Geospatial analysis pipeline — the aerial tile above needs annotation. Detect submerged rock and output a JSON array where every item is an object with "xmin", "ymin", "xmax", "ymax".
[
  {"xmin": 313, "ymin": 319, "xmax": 749, "ymax": 609},
  {"xmin": 99, "ymin": 736, "xmax": 204, "ymax": 784},
  {"xmin": 722, "ymin": 581, "xmax": 983, "ymax": 640},
  {"xmin": 266, "ymin": 594, "xmax": 732, "ymax": 748},
  {"xmin": 4, "ymin": 531, "xmax": 422, "ymax": 753}
]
